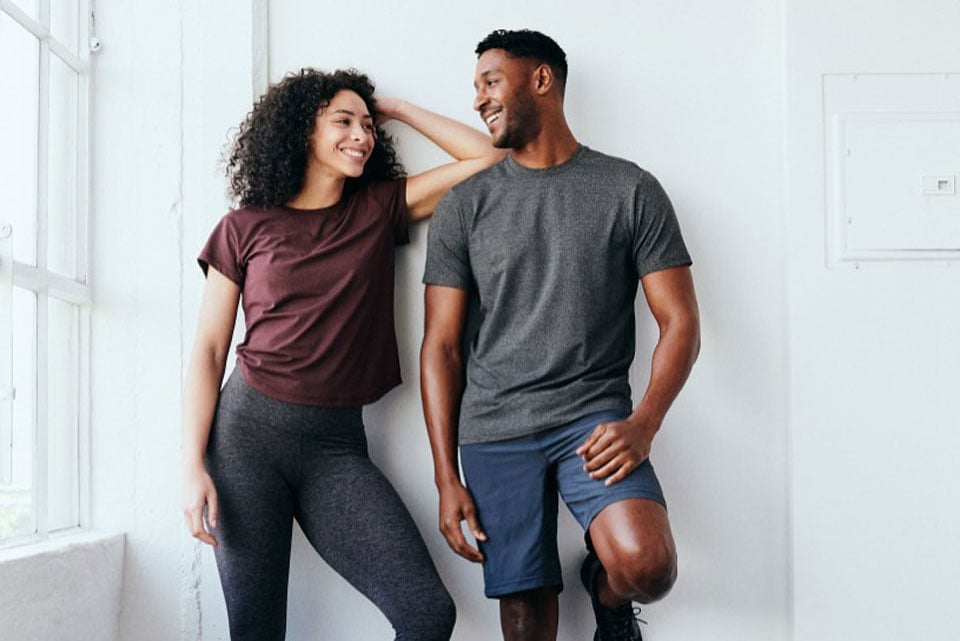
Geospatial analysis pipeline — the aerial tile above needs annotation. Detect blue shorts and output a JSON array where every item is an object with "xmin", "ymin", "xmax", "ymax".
[{"xmin": 460, "ymin": 410, "xmax": 666, "ymax": 598}]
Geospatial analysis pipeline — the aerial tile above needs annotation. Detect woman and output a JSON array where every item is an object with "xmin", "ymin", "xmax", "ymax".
[{"xmin": 181, "ymin": 68, "xmax": 499, "ymax": 641}]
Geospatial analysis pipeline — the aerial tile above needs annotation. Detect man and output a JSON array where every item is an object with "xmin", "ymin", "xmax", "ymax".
[{"xmin": 420, "ymin": 29, "xmax": 700, "ymax": 641}]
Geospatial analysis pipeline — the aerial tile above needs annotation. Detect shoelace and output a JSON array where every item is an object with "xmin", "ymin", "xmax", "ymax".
[{"xmin": 600, "ymin": 606, "xmax": 647, "ymax": 641}]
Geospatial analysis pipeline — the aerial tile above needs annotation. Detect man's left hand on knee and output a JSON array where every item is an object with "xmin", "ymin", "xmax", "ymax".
[{"xmin": 576, "ymin": 417, "xmax": 657, "ymax": 486}]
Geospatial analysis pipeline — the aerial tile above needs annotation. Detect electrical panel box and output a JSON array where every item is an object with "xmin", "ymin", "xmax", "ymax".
[{"xmin": 824, "ymin": 74, "xmax": 960, "ymax": 264}]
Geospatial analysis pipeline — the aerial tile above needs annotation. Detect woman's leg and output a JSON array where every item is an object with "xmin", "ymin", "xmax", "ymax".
[
  {"xmin": 206, "ymin": 372, "xmax": 296, "ymax": 641},
  {"xmin": 295, "ymin": 416, "xmax": 456, "ymax": 641}
]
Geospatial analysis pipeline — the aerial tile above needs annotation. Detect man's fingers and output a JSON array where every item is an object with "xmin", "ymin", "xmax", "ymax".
[
  {"xmin": 589, "ymin": 457, "xmax": 621, "ymax": 480},
  {"xmin": 456, "ymin": 539, "xmax": 485, "ymax": 563},
  {"xmin": 441, "ymin": 515, "xmax": 484, "ymax": 562},
  {"xmin": 441, "ymin": 513, "xmax": 469, "ymax": 548},
  {"xmin": 604, "ymin": 462, "xmax": 636, "ymax": 486},
  {"xmin": 584, "ymin": 427, "xmax": 620, "ymax": 460},
  {"xmin": 583, "ymin": 440, "xmax": 620, "ymax": 471},
  {"xmin": 576, "ymin": 424, "xmax": 605, "ymax": 456},
  {"xmin": 441, "ymin": 500, "xmax": 486, "ymax": 562},
  {"xmin": 590, "ymin": 455, "xmax": 629, "ymax": 481},
  {"xmin": 464, "ymin": 505, "xmax": 488, "ymax": 542}
]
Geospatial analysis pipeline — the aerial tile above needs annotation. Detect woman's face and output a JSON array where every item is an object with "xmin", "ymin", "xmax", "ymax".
[{"xmin": 308, "ymin": 89, "xmax": 376, "ymax": 180}]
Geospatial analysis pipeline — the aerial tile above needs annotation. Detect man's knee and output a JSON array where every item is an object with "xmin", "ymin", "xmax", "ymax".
[
  {"xmin": 604, "ymin": 538, "xmax": 677, "ymax": 603},
  {"xmin": 499, "ymin": 588, "xmax": 558, "ymax": 640}
]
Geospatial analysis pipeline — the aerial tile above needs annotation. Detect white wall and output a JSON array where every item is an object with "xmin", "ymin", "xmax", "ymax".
[
  {"xmin": 88, "ymin": 2, "xmax": 254, "ymax": 640},
  {"xmin": 89, "ymin": 1, "xmax": 186, "ymax": 639},
  {"xmin": 259, "ymin": 2, "xmax": 789, "ymax": 640},
  {"xmin": 785, "ymin": 2, "xmax": 960, "ymax": 640}
]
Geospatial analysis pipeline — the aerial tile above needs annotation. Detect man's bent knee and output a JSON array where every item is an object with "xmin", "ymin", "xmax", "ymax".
[{"xmin": 605, "ymin": 543, "xmax": 677, "ymax": 603}]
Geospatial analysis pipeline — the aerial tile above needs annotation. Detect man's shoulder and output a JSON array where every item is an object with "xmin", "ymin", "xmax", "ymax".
[
  {"xmin": 448, "ymin": 156, "xmax": 512, "ymax": 198},
  {"xmin": 577, "ymin": 146, "xmax": 651, "ymax": 183},
  {"xmin": 433, "ymin": 157, "xmax": 511, "ymax": 219}
]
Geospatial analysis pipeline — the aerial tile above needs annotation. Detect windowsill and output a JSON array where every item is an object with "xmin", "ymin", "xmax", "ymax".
[
  {"xmin": 0, "ymin": 528, "xmax": 124, "ymax": 562},
  {"xmin": 0, "ymin": 529, "xmax": 125, "ymax": 641}
]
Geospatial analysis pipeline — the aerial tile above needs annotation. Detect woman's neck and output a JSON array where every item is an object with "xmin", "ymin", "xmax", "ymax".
[{"xmin": 286, "ymin": 169, "xmax": 345, "ymax": 210}]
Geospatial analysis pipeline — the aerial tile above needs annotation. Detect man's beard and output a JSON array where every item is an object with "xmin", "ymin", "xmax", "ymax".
[{"xmin": 493, "ymin": 100, "xmax": 539, "ymax": 149}]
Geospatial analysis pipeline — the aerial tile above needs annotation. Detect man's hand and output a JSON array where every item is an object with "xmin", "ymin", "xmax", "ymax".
[
  {"xmin": 438, "ymin": 481, "xmax": 487, "ymax": 563},
  {"xmin": 576, "ymin": 417, "xmax": 658, "ymax": 486}
]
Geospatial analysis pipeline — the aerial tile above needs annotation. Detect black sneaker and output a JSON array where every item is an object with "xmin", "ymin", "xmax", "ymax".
[{"xmin": 579, "ymin": 551, "xmax": 645, "ymax": 641}]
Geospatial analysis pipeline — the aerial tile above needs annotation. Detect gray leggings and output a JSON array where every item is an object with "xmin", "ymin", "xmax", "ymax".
[{"xmin": 206, "ymin": 370, "xmax": 456, "ymax": 641}]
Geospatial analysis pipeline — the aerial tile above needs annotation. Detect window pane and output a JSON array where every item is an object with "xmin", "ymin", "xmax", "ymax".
[
  {"xmin": 48, "ymin": 55, "xmax": 79, "ymax": 278},
  {"xmin": 0, "ymin": 228, "xmax": 10, "ymax": 487},
  {"xmin": 0, "ymin": 288, "xmax": 37, "ymax": 540},
  {"xmin": 50, "ymin": 0, "xmax": 80, "ymax": 55},
  {"xmin": 5, "ymin": 1, "xmax": 39, "ymax": 21},
  {"xmin": 0, "ymin": 14, "xmax": 39, "ymax": 266},
  {"xmin": 47, "ymin": 298, "xmax": 79, "ymax": 530}
]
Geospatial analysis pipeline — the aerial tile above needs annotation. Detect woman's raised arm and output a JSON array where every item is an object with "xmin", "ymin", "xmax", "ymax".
[{"xmin": 377, "ymin": 97, "xmax": 505, "ymax": 221}]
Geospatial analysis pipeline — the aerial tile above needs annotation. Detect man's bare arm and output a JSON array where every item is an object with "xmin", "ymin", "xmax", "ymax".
[
  {"xmin": 420, "ymin": 285, "xmax": 487, "ymax": 562},
  {"xmin": 578, "ymin": 266, "xmax": 700, "ymax": 484}
]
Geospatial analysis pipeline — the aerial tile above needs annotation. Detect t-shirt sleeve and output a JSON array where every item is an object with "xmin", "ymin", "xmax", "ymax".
[
  {"xmin": 423, "ymin": 190, "xmax": 473, "ymax": 291},
  {"xmin": 633, "ymin": 172, "xmax": 693, "ymax": 277},
  {"xmin": 197, "ymin": 213, "xmax": 245, "ymax": 286}
]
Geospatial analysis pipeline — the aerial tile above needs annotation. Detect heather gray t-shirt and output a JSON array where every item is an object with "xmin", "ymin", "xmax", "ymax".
[{"xmin": 423, "ymin": 145, "xmax": 691, "ymax": 444}]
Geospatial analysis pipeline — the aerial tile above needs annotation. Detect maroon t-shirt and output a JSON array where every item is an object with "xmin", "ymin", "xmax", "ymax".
[{"xmin": 198, "ymin": 179, "xmax": 410, "ymax": 406}]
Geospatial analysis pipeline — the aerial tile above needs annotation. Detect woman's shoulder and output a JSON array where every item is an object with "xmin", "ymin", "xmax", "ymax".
[
  {"xmin": 350, "ymin": 177, "xmax": 406, "ymax": 201},
  {"xmin": 203, "ymin": 205, "xmax": 284, "ymax": 249},
  {"xmin": 224, "ymin": 203, "xmax": 281, "ymax": 220},
  {"xmin": 346, "ymin": 178, "xmax": 407, "ymax": 214},
  {"xmin": 215, "ymin": 204, "xmax": 281, "ymax": 229}
]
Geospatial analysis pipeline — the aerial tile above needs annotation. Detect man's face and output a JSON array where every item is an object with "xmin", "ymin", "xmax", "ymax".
[{"xmin": 473, "ymin": 49, "xmax": 540, "ymax": 149}]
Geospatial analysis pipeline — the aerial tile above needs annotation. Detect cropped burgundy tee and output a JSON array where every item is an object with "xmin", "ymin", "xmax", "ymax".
[{"xmin": 198, "ymin": 179, "xmax": 409, "ymax": 406}]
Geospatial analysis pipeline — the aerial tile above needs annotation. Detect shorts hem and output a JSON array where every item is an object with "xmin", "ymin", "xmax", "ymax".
[
  {"xmin": 582, "ymin": 491, "xmax": 667, "ymax": 531},
  {"xmin": 484, "ymin": 576, "xmax": 564, "ymax": 599}
]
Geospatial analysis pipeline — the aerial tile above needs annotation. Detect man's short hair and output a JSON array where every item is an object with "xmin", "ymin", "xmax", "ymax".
[{"xmin": 475, "ymin": 29, "xmax": 568, "ymax": 92}]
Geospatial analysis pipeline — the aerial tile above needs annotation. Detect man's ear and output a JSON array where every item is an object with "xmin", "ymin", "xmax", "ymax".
[{"xmin": 533, "ymin": 64, "xmax": 554, "ymax": 96}]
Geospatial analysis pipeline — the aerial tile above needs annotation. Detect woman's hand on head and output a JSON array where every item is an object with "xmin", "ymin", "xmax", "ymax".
[
  {"xmin": 373, "ymin": 95, "xmax": 404, "ymax": 124},
  {"xmin": 182, "ymin": 463, "xmax": 219, "ymax": 547}
]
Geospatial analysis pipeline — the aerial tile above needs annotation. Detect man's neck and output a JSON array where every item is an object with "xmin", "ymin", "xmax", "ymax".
[{"xmin": 510, "ymin": 121, "xmax": 579, "ymax": 169}]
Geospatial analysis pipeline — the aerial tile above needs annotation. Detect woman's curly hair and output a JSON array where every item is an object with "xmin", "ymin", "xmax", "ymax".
[{"xmin": 225, "ymin": 68, "xmax": 405, "ymax": 208}]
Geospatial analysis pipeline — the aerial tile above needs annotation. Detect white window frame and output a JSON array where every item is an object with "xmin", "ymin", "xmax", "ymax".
[{"xmin": 0, "ymin": 0, "xmax": 92, "ymax": 547}]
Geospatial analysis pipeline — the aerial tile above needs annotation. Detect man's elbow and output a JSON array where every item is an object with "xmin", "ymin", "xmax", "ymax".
[
  {"xmin": 662, "ymin": 308, "xmax": 701, "ymax": 365},
  {"xmin": 688, "ymin": 319, "xmax": 701, "ymax": 365},
  {"xmin": 421, "ymin": 335, "xmax": 463, "ymax": 371},
  {"xmin": 684, "ymin": 312, "xmax": 701, "ymax": 365}
]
